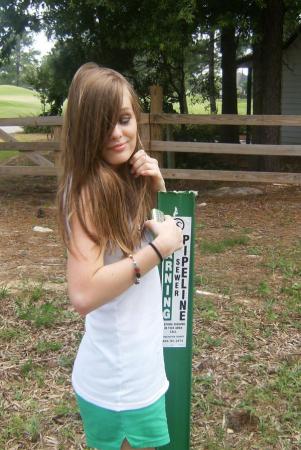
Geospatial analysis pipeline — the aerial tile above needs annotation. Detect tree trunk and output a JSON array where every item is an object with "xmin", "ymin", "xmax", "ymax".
[
  {"xmin": 246, "ymin": 67, "xmax": 252, "ymax": 144},
  {"xmin": 252, "ymin": 0, "xmax": 284, "ymax": 170},
  {"xmin": 208, "ymin": 30, "xmax": 217, "ymax": 114},
  {"xmin": 15, "ymin": 36, "xmax": 21, "ymax": 86},
  {"xmin": 220, "ymin": 25, "xmax": 239, "ymax": 143},
  {"xmin": 178, "ymin": 58, "xmax": 188, "ymax": 114},
  {"xmin": 178, "ymin": 89, "xmax": 188, "ymax": 114}
]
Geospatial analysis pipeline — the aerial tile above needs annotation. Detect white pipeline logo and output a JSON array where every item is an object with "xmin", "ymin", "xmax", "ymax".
[{"xmin": 162, "ymin": 217, "xmax": 191, "ymax": 348}]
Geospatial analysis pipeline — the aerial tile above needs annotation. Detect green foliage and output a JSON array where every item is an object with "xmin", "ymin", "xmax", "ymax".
[
  {"xmin": 243, "ymin": 361, "xmax": 301, "ymax": 438},
  {"xmin": 15, "ymin": 284, "xmax": 63, "ymax": 328},
  {"xmin": 35, "ymin": 340, "xmax": 62, "ymax": 354},
  {"xmin": 247, "ymin": 246, "xmax": 262, "ymax": 255},
  {"xmin": 23, "ymin": 124, "xmax": 51, "ymax": 134},
  {"xmin": 170, "ymin": 123, "xmax": 221, "ymax": 169},
  {"xmin": 0, "ymin": 33, "xmax": 40, "ymax": 87},
  {"xmin": 200, "ymin": 235, "xmax": 249, "ymax": 255},
  {"xmin": 4, "ymin": 414, "xmax": 26, "ymax": 440},
  {"xmin": 16, "ymin": 301, "xmax": 60, "ymax": 328},
  {"xmin": 58, "ymin": 354, "xmax": 74, "ymax": 368},
  {"xmin": 0, "ymin": 2, "xmax": 39, "ymax": 61},
  {"xmin": 0, "ymin": 285, "xmax": 9, "ymax": 299},
  {"xmin": 257, "ymin": 280, "xmax": 272, "ymax": 296},
  {"xmin": 9, "ymin": 1, "xmax": 205, "ymax": 113},
  {"xmin": 172, "ymin": 124, "xmax": 219, "ymax": 143},
  {"xmin": 267, "ymin": 255, "xmax": 301, "ymax": 278},
  {"xmin": 20, "ymin": 358, "xmax": 34, "ymax": 377},
  {"xmin": 196, "ymin": 297, "xmax": 219, "ymax": 323},
  {"xmin": 3, "ymin": 413, "xmax": 41, "ymax": 442},
  {"xmin": 54, "ymin": 400, "xmax": 78, "ymax": 417},
  {"xmin": 1, "ymin": 0, "xmax": 301, "ymax": 131},
  {"xmin": 0, "ymin": 327, "xmax": 23, "ymax": 341},
  {"xmin": 187, "ymin": 31, "xmax": 221, "ymax": 107},
  {"xmin": 24, "ymin": 415, "xmax": 41, "ymax": 442},
  {"xmin": 175, "ymin": 97, "xmax": 248, "ymax": 114},
  {"xmin": 200, "ymin": 331, "xmax": 222, "ymax": 348},
  {"xmin": 25, "ymin": 42, "xmax": 79, "ymax": 114}
]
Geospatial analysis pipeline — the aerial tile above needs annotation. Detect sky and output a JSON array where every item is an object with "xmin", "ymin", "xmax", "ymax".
[{"xmin": 32, "ymin": 31, "xmax": 55, "ymax": 59}]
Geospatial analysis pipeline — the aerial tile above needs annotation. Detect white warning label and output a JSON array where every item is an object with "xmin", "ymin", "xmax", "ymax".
[{"xmin": 161, "ymin": 217, "xmax": 191, "ymax": 348}]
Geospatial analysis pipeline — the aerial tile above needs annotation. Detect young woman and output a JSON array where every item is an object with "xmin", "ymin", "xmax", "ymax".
[{"xmin": 57, "ymin": 62, "xmax": 183, "ymax": 450}]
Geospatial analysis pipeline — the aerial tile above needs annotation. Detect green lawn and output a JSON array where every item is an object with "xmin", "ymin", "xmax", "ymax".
[
  {"xmin": 0, "ymin": 85, "xmax": 248, "ymax": 117},
  {"xmin": 175, "ymin": 96, "xmax": 249, "ymax": 115},
  {"xmin": 0, "ymin": 85, "xmax": 41, "ymax": 118},
  {"xmin": 0, "ymin": 150, "xmax": 18, "ymax": 162},
  {"xmin": 0, "ymin": 85, "xmax": 43, "ymax": 163}
]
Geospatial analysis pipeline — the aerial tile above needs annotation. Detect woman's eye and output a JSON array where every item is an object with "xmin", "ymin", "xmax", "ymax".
[{"xmin": 119, "ymin": 115, "xmax": 131, "ymax": 125}]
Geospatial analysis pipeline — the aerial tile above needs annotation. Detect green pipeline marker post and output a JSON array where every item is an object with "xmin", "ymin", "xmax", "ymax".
[{"xmin": 158, "ymin": 191, "xmax": 197, "ymax": 450}]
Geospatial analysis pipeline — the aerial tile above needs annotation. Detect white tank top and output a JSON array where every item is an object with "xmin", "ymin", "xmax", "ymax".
[{"xmin": 72, "ymin": 241, "xmax": 169, "ymax": 411}]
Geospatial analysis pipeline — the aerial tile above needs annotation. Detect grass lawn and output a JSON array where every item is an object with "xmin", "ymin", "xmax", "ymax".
[
  {"xmin": 0, "ymin": 150, "xmax": 18, "ymax": 162},
  {"xmin": 0, "ymin": 180, "xmax": 300, "ymax": 449},
  {"xmin": 0, "ymin": 85, "xmax": 41, "ymax": 118},
  {"xmin": 0, "ymin": 85, "xmax": 44, "ymax": 164},
  {"xmin": 174, "ymin": 97, "xmax": 249, "ymax": 115},
  {"xmin": 0, "ymin": 85, "xmax": 248, "ymax": 117}
]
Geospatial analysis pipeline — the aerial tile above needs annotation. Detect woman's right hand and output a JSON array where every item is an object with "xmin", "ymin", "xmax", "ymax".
[{"xmin": 144, "ymin": 216, "xmax": 184, "ymax": 258}]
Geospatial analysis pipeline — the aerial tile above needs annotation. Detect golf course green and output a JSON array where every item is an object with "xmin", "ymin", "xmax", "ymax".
[{"xmin": 0, "ymin": 85, "xmax": 42, "ymax": 118}]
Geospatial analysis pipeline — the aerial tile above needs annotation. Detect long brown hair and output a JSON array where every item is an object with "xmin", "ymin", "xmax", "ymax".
[{"xmin": 57, "ymin": 63, "xmax": 153, "ymax": 254}]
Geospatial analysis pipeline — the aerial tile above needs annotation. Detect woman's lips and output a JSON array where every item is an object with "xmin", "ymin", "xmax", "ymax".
[{"xmin": 108, "ymin": 142, "xmax": 127, "ymax": 152}]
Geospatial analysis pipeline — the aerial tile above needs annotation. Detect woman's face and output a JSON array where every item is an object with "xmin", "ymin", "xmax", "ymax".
[{"xmin": 103, "ymin": 87, "xmax": 138, "ymax": 167}]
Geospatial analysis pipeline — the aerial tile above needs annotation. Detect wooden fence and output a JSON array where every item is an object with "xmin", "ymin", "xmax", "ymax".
[{"xmin": 1, "ymin": 106, "xmax": 301, "ymax": 183}]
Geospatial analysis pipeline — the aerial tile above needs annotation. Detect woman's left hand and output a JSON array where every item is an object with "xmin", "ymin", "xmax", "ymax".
[{"xmin": 130, "ymin": 149, "xmax": 166, "ymax": 192}]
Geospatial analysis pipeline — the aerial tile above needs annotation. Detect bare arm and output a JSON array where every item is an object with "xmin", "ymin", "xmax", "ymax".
[{"xmin": 67, "ymin": 214, "xmax": 182, "ymax": 316}]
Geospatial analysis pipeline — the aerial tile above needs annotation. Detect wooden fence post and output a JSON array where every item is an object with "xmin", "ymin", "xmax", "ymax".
[
  {"xmin": 140, "ymin": 119, "xmax": 150, "ymax": 153},
  {"xmin": 150, "ymin": 85, "xmax": 163, "ymax": 167}
]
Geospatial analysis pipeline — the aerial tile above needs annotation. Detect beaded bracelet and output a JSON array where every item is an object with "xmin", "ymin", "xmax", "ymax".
[{"xmin": 128, "ymin": 254, "xmax": 141, "ymax": 285}]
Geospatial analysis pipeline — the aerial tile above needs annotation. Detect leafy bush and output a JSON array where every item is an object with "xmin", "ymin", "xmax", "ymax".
[{"xmin": 23, "ymin": 112, "xmax": 56, "ymax": 134}]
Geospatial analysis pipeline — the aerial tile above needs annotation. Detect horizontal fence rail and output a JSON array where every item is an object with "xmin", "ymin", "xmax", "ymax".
[
  {"xmin": 0, "ymin": 116, "xmax": 62, "ymax": 126},
  {"xmin": 0, "ymin": 166, "xmax": 57, "ymax": 176},
  {"xmin": 148, "ymin": 113, "xmax": 301, "ymax": 126},
  {"xmin": 151, "ymin": 140, "xmax": 301, "ymax": 156},
  {"xmin": 1, "ymin": 114, "xmax": 301, "ymax": 127},
  {"xmin": 161, "ymin": 168, "xmax": 301, "ymax": 184},
  {"xmin": 0, "ymin": 113, "xmax": 301, "ymax": 183},
  {"xmin": 0, "ymin": 141, "xmax": 58, "ymax": 151}
]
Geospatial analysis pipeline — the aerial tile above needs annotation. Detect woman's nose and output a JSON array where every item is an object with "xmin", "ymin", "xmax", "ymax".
[{"xmin": 111, "ymin": 123, "xmax": 122, "ymax": 140}]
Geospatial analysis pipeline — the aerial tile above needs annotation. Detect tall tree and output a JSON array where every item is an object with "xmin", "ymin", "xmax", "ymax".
[
  {"xmin": 0, "ymin": 33, "xmax": 40, "ymax": 86},
  {"xmin": 198, "ymin": 0, "xmax": 253, "ymax": 143},
  {"xmin": 252, "ymin": 0, "xmax": 285, "ymax": 149},
  {"xmin": 208, "ymin": 30, "xmax": 218, "ymax": 114},
  {"xmin": 0, "ymin": 1, "xmax": 39, "ymax": 62},
  {"xmin": 220, "ymin": 24, "xmax": 239, "ymax": 142},
  {"xmin": 186, "ymin": 31, "xmax": 221, "ymax": 113},
  {"xmin": 28, "ymin": 0, "xmax": 199, "ymax": 113}
]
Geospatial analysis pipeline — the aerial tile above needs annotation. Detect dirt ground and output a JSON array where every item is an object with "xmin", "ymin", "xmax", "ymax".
[
  {"xmin": 0, "ymin": 176, "xmax": 300, "ymax": 449},
  {"xmin": 0, "ymin": 177, "xmax": 64, "ymax": 288},
  {"xmin": 1, "ymin": 177, "xmax": 299, "ymax": 289}
]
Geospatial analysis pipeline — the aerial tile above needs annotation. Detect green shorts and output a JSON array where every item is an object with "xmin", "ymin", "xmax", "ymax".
[{"xmin": 75, "ymin": 393, "xmax": 170, "ymax": 450}]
